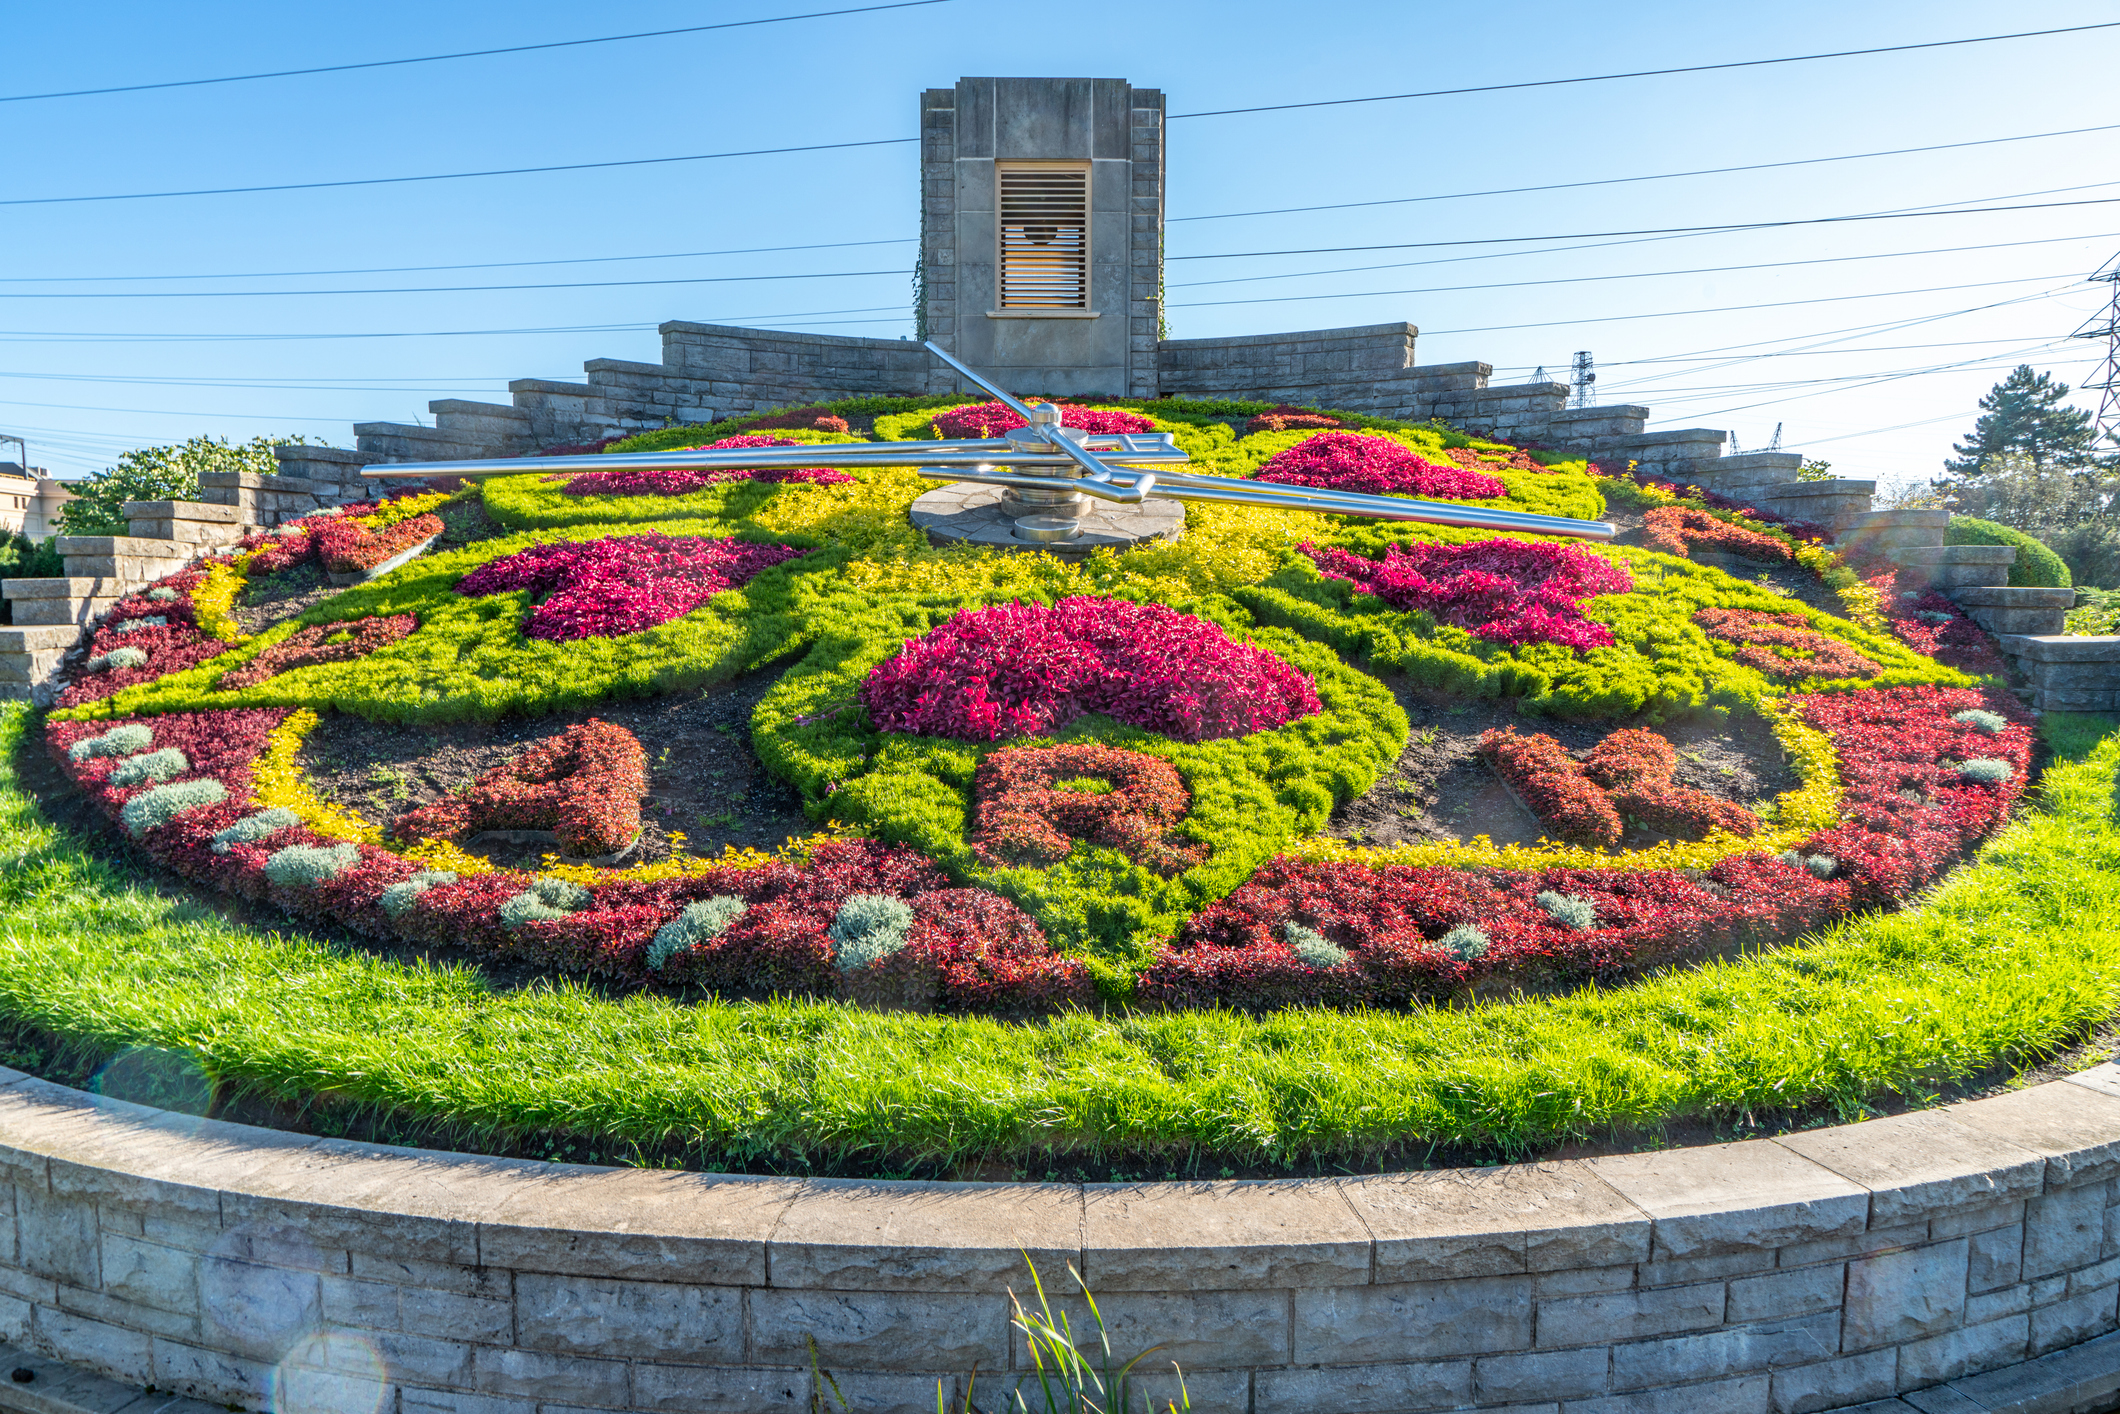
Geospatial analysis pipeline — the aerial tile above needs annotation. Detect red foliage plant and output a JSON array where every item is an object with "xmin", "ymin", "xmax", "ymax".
[
  {"xmin": 1693, "ymin": 607, "xmax": 1883, "ymax": 682},
  {"xmin": 1440, "ymin": 444, "xmax": 1547, "ymax": 474},
  {"xmin": 1255, "ymin": 432, "xmax": 1507, "ymax": 500},
  {"xmin": 931, "ymin": 401, "xmax": 1156, "ymax": 439},
  {"xmin": 455, "ymin": 532, "xmax": 808, "ymax": 641},
  {"xmin": 861, "ymin": 597, "xmax": 1321, "ymax": 744},
  {"xmin": 309, "ymin": 512, "xmax": 444, "ymax": 574},
  {"xmin": 556, "ymin": 435, "xmax": 854, "ymax": 498},
  {"xmin": 59, "ymin": 568, "xmax": 232, "ymax": 708},
  {"xmin": 736, "ymin": 408, "xmax": 852, "ymax": 434},
  {"xmin": 1477, "ymin": 727, "xmax": 1623, "ymax": 848},
  {"xmin": 1302, "ymin": 538, "xmax": 1631, "ymax": 651},
  {"xmin": 1582, "ymin": 728, "xmax": 1761, "ymax": 840},
  {"xmin": 1244, "ymin": 406, "xmax": 1343, "ymax": 435},
  {"xmin": 970, "ymin": 743, "xmax": 1206, "ymax": 874},
  {"xmin": 218, "ymin": 613, "xmax": 418, "ymax": 691},
  {"xmin": 1642, "ymin": 506, "xmax": 1794, "ymax": 564},
  {"xmin": 389, "ymin": 720, "xmax": 648, "ymax": 858}
]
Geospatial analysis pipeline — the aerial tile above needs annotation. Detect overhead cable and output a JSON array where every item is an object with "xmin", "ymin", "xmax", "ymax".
[
  {"xmin": 1166, "ymin": 21, "xmax": 2120, "ymax": 120},
  {"xmin": 0, "ymin": 1, "xmax": 950, "ymax": 104}
]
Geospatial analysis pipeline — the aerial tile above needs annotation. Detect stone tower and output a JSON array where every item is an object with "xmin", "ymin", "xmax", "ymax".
[{"xmin": 918, "ymin": 77, "xmax": 1164, "ymax": 398}]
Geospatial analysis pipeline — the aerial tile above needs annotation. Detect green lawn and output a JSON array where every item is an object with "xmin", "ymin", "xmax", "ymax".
[{"xmin": 1, "ymin": 699, "xmax": 2115, "ymax": 1176}]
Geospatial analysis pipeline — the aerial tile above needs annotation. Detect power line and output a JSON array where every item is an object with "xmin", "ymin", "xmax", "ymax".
[
  {"xmin": 0, "ymin": 238, "xmax": 918, "ymax": 285},
  {"xmin": 0, "ymin": 1, "xmax": 951, "ymax": 104},
  {"xmin": 1168, "ymin": 232, "xmax": 2120, "ymax": 297},
  {"xmin": 0, "ymin": 268, "xmax": 912, "ymax": 300},
  {"xmin": 0, "ymin": 303, "xmax": 910, "ymax": 343},
  {"xmin": 1168, "ymin": 195, "xmax": 2120, "ymax": 264},
  {"xmin": 1166, "ymin": 21, "xmax": 2120, "ymax": 120},
  {"xmin": 0, "ymin": 138, "xmax": 919, "ymax": 207},
  {"xmin": 1168, "ymin": 123, "xmax": 2120, "ymax": 226}
]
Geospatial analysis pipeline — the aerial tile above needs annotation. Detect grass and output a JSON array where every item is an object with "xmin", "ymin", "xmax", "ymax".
[{"xmin": 1, "ymin": 700, "xmax": 2117, "ymax": 1175}]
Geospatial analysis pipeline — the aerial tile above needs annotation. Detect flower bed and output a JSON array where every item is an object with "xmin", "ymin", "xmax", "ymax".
[
  {"xmin": 1255, "ymin": 431, "xmax": 1507, "ymax": 499},
  {"xmin": 931, "ymin": 401, "xmax": 1155, "ymax": 439},
  {"xmin": 14, "ymin": 385, "xmax": 2076, "ymax": 1173},
  {"xmin": 556, "ymin": 435, "xmax": 855, "ymax": 498}
]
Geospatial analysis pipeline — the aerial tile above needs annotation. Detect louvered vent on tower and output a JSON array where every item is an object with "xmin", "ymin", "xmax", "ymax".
[{"xmin": 997, "ymin": 163, "xmax": 1090, "ymax": 310}]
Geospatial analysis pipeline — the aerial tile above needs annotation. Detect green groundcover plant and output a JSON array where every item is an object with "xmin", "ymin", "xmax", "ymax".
[{"xmin": 11, "ymin": 390, "xmax": 2106, "ymax": 1167}]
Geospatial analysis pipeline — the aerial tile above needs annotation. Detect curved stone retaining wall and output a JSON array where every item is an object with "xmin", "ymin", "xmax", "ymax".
[{"xmin": 0, "ymin": 1064, "xmax": 2116, "ymax": 1414}]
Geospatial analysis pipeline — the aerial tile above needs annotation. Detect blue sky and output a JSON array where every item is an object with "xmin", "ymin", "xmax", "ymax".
[{"xmin": 4, "ymin": 0, "xmax": 2115, "ymax": 488}]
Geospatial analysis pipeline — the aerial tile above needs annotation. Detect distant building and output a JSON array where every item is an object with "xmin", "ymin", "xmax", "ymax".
[{"xmin": 0, "ymin": 466, "xmax": 77, "ymax": 539}]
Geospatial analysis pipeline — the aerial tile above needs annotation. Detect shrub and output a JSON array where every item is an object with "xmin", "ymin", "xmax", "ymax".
[
  {"xmin": 380, "ymin": 870, "xmax": 458, "ymax": 918},
  {"xmin": 861, "ymin": 597, "xmax": 1321, "ymax": 744},
  {"xmin": 1438, "ymin": 924, "xmax": 1489, "ymax": 959},
  {"xmin": 1302, "ymin": 538, "xmax": 1630, "ymax": 651},
  {"xmin": 648, "ymin": 895, "xmax": 749, "ymax": 971},
  {"xmin": 113, "ymin": 617, "xmax": 167, "ymax": 634},
  {"xmin": 1958, "ymin": 758, "xmax": 2014, "ymax": 784},
  {"xmin": 56, "ymin": 434, "xmax": 312, "ymax": 537},
  {"xmin": 931, "ymin": 402, "xmax": 1155, "ymax": 439},
  {"xmin": 69, "ymin": 724, "xmax": 154, "ymax": 761},
  {"xmin": 120, "ymin": 778, "xmax": 228, "ymax": 837},
  {"xmin": 1642, "ymin": 506, "xmax": 1793, "ymax": 563},
  {"xmin": 970, "ymin": 743, "xmax": 1204, "ymax": 873},
  {"xmin": 829, "ymin": 893, "xmax": 917, "ymax": 971},
  {"xmin": 1284, "ymin": 922, "xmax": 1351, "ymax": 968},
  {"xmin": 210, "ymin": 808, "xmax": 302, "ymax": 854},
  {"xmin": 1245, "ymin": 406, "xmax": 1343, "ymax": 435},
  {"xmin": 1948, "ymin": 516, "xmax": 2073, "ymax": 589},
  {"xmin": 1953, "ymin": 709, "xmax": 2009, "ymax": 734},
  {"xmin": 1535, "ymin": 891, "xmax": 1598, "ymax": 930},
  {"xmin": 219, "ymin": 614, "xmax": 419, "ymax": 691},
  {"xmin": 109, "ymin": 748, "xmax": 189, "ymax": 788},
  {"xmin": 263, "ymin": 842, "xmax": 362, "ymax": 889},
  {"xmin": 455, "ymin": 533, "xmax": 809, "ymax": 642},
  {"xmin": 501, "ymin": 876, "xmax": 593, "ymax": 930},
  {"xmin": 1582, "ymin": 729, "xmax": 1761, "ymax": 840},
  {"xmin": 1256, "ymin": 432, "xmax": 1506, "ymax": 499},
  {"xmin": 388, "ymin": 720, "xmax": 647, "ymax": 858},
  {"xmin": 1478, "ymin": 728, "xmax": 1622, "ymax": 847},
  {"xmin": 309, "ymin": 512, "xmax": 445, "ymax": 574},
  {"xmin": 87, "ymin": 647, "xmax": 149, "ymax": 673}
]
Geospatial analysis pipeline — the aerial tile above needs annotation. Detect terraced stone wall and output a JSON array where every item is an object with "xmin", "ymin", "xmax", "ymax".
[{"xmin": 2, "ymin": 1064, "xmax": 2117, "ymax": 1414}]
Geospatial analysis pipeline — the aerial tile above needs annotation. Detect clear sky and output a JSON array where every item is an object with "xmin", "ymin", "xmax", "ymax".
[{"xmin": 4, "ymin": 0, "xmax": 2115, "ymax": 490}]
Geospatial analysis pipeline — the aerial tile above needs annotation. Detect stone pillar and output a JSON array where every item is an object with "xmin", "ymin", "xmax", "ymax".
[{"xmin": 922, "ymin": 77, "xmax": 1164, "ymax": 398}]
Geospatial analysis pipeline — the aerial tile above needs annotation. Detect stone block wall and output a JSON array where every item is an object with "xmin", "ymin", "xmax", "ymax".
[{"xmin": 0, "ymin": 1064, "xmax": 2116, "ymax": 1414}]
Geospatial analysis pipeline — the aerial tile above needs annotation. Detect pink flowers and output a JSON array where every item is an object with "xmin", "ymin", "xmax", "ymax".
[
  {"xmin": 1302, "ymin": 538, "xmax": 1631, "ymax": 651},
  {"xmin": 1257, "ymin": 432, "xmax": 1507, "ymax": 500},
  {"xmin": 861, "ymin": 597, "xmax": 1322, "ymax": 743},
  {"xmin": 456, "ymin": 533, "xmax": 809, "ymax": 641},
  {"xmin": 556, "ymin": 434, "xmax": 854, "ymax": 498},
  {"xmin": 931, "ymin": 402, "xmax": 1156, "ymax": 439}
]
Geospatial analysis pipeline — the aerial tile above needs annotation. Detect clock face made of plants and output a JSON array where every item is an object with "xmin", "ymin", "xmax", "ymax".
[{"xmin": 39, "ymin": 380, "xmax": 2029, "ymax": 1020}]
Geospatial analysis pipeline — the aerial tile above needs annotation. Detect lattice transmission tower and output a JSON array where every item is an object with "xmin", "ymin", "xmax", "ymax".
[
  {"xmin": 1571, "ymin": 351, "xmax": 1596, "ymax": 408},
  {"xmin": 2075, "ymin": 252, "xmax": 2120, "ymax": 455}
]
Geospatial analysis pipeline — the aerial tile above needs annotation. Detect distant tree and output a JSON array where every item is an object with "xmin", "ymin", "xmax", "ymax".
[{"xmin": 1944, "ymin": 366, "xmax": 2106, "ymax": 477}]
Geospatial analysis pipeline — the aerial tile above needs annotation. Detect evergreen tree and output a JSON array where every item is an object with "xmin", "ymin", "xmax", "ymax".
[{"xmin": 1945, "ymin": 366, "xmax": 2105, "ymax": 476}]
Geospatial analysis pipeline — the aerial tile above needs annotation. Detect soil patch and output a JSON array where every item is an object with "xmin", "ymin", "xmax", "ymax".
[
  {"xmin": 233, "ymin": 562, "xmax": 337, "ymax": 636},
  {"xmin": 298, "ymin": 665, "xmax": 818, "ymax": 868},
  {"xmin": 1329, "ymin": 678, "xmax": 1797, "ymax": 851}
]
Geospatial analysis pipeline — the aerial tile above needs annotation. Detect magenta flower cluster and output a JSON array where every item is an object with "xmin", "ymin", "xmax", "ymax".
[
  {"xmin": 456, "ymin": 534, "xmax": 809, "ymax": 642},
  {"xmin": 1302, "ymin": 538, "xmax": 1632, "ymax": 651},
  {"xmin": 930, "ymin": 402, "xmax": 1156, "ymax": 439},
  {"xmin": 556, "ymin": 435, "xmax": 853, "ymax": 497},
  {"xmin": 861, "ymin": 597, "xmax": 1322, "ymax": 743},
  {"xmin": 1256, "ymin": 432, "xmax": 1507, "ymax": 500}
]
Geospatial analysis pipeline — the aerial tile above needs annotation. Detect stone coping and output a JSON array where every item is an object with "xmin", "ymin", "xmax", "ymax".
[{"xmin": 0, "ymin": 1063, "xmax": 2114, "ymax": 1295}]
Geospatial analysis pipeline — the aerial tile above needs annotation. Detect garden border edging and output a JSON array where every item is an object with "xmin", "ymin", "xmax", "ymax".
[{"xmin": 0, "ymin": 1066, "xmax": 2116, "ymax": 1414}]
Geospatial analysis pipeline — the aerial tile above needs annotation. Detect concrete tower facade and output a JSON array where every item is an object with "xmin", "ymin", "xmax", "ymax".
[{"xmin": 918, "ymin": 76, "xmax": 1164, "ymax": 398}]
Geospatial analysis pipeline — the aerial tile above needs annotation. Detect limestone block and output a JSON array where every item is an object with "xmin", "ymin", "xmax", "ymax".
[
  {"xmin": 1535, "ymin": 1281, "xmax": 1727, "ymax": 1348},
  {"xmin": 1969, "ymin": 1282, "xmax": 2034, "ymax": 1324},
  {"xmin": 0, "ymin": 625, "xmax": 89, "ymax": 653},
  {"xmin": 17, "ymin": 1184, "xmax": 99, "ymax": 1288},
  {"xmin": 1568, "ymin": 1372, "xmax": 1771, "ymax": 1414},
  {"xmin": 1339, "ymin": 1163, "xmax": 1649, "ymax": 1282},
  {"xmin": 120, "ymin": 500, "xmax": 240, "ymax": 524},
  {"xmin": 1842, "ymin": 1239, "xmax": 1970, "ymax": 1349},
  {"xmin": 59, "ymin": 555, "xmax": 183, "ymax": 583},
  {"xmin": 1997, "ymin": 635, "xmax": 2120, "ymax": 664},
  {"xmin": 1773, "ymin": 1109, "xmax": 2046, "ymax": 1229},
  {"xmin": 627, "ymin": 1362, "xmax": 810, "ymax": 1414},
  {"xmin": 1968, "ymin": 1223, "xmax": 2028, "ymax": 1294},
  {"xmin": 748, "ymin": 1288, "xmax": 1007, "ymax": 1370},
  {"xmin": 2025, "ymin": 1183, "xmax": 2109, "ymax": 1280},
  {"xmin": 8, "ymin": 595, "xmax": 119, "ymax": 627},
  {"xmin": 1970, "ymin": 607, "xmax": 2070, "ymax": 636},
  {"xmin": 1081, "ymin": 1177, "xmax": 1365, "ymax": 1291},
  {"xmin": 1254, "ymin": 1359, "xmax": 1473, "ymax": 1414},
  {"xmin": 1610, "ymin": 1313, "xmax": 1838, "ymax": 1389},
  {"xmin": 1950, "ymin": 586, "xmax": 2077, "ymax": 610},
  {"xmin": 1291, "ymin": 1276, "xmax": 1531, "ymax": 1363},
  {"xmin": 1047, "ymin": 1287, "xmax": 1292, "ymax": 1368},
  {"xmin": 54, "ymin": 536, "xmax": 184, "ymax": 559},
  {"xmin": 2030, "ymin": 1283, "xmax": 2118, "ymax": 1355},
  {"xmin": 1768, "ymin": 1349, "xmax": 1898, "ymax": 1414},
  {"xmin": 513, "ymin": 1273, "xmax": 740, "ymax": 1360},
  {"xmin": 32, "ymin": 1307, "xmax": 153, "ymax": 1387},
  {"xmin": 2, "ymin": 577, "xmax": 130, "ymax": 600},
  {"xmin": 97, "ymin": 1233, "xmax": 199, "ymax": 1316},
  {"xmin": 470, "ymin": 1346, "xmax": 630, "ymax": 1407},
  {"xmin": 1728, "ymin": 1263, "xmax": 1847, "ymax": 1323},
  {"xmin": 1947, "ymin": 1327, "xmax": 2120, "ymax": 1414},
  {"xmin": 1895, "ymin": 1312, "xmax": 2029, "ymax": 1390},
  {"xmin": 1471, "ymin": 1346, "xmax": 1609, "ymax": 1402},
  {"xmin": 1840, "ymin": 525, "xmax": 1947, "ymax": 551},
  {"xmin": 396, "ymin": 1286, "xmax": 513, "ymax": 1346}
]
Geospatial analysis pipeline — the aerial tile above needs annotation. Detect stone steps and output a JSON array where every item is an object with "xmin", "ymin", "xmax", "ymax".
[
  {"xmin": 1948, "ymin": 586, "xmax": 2076, "ymax": 639},
  {"xmin": 0, "ymin": 624, "xmax": 93, "ymax": 703},
  {"xmin": 1887, "ymin": 543, "xmax": 2017, "ymax": 589},
  {"xmin": 1995, "ymin": 634, "xmax": 2120, "ymax": 712},
  {"xmin": 1836, "ymin": 508, "xmax": 1949, "ymax": 555}
]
